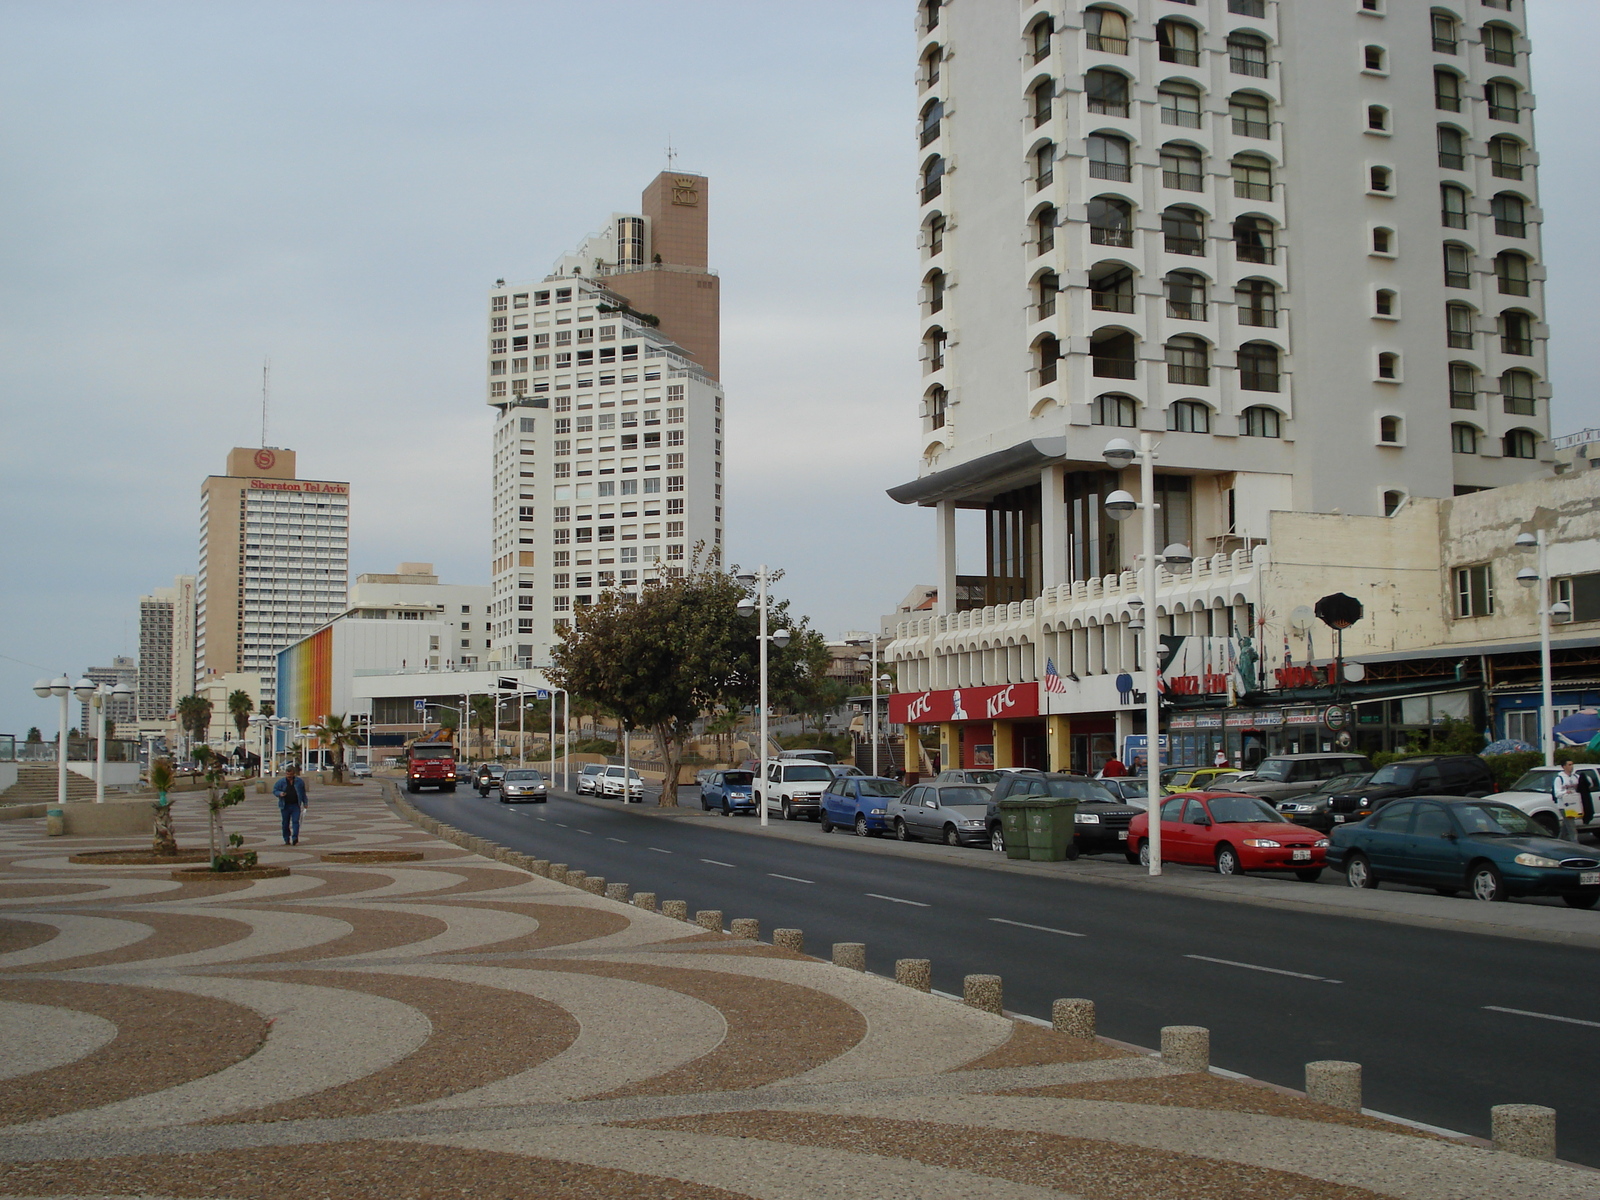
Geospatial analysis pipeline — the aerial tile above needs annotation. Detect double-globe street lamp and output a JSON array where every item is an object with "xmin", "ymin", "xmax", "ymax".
[
  {"xmin": 248, "ymin": 714, "xmax": 296, "ymax": 778},
  {"xmin": 1101, "ymin": 434, "xmax": 1192, "ymax": 877},
  {"xmin": 849, "ymin": 634, "xmax": 892, "ymax": 778},
  {"xmin": 32, "ymin": 676, "xmax": 134, "ymax": 805},
  {"xmin": 1515, "ymin": 530, "xmax": 1572, "ymax": 767},
  {"xmin": 735, "ymin": 566, "xmax": 790, "ymax": 828}
]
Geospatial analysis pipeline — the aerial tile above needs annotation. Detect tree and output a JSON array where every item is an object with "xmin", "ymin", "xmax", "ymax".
[
  {"xmin": 228, "ymin": 690, "xmax": 254, "ymax": 741},
  {"xmin": 149, "ymin": 757, "xmax": 178, "ymax": 856},
  {"xmin": 25, "ymin": 727, "xmax": 41, "ymax": 743},
  {"xmin": 470, "ymin": 695, "xmax": 497, "ymax": 759},
  {"xmin": 193, "ymin": 745, "xmax": 244, "ymax": 862},
  {"xmin": 177, "ymin": 694, "xmax": 212, "ymax": 749},
  {"xmin": 549, "ymin": 560, "xmax": 825, "ymax": 806},
  {"xmin": 789, "ymin": 673, "xmax": 854, "ymax": 736},
  {"xmin": 310, "ymin": 714, "xmax": 361, "ymax": 783},
  {"xmin": 260, "ymin": 701, "xmax": 275, "ymax": 719}
]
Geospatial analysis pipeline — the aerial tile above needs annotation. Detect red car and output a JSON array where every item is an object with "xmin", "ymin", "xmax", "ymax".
[{"xmin": 1127, "ymin": 791, "xmax": 1330, "ymax": 880}]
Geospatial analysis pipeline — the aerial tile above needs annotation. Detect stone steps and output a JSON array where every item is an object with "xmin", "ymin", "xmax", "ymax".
[{"xmin": 0, "ymin": 765, "xmax": 100, "ymax": 804}]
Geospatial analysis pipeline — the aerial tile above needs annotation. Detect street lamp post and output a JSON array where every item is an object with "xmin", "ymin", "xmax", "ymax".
[
  {"xmin": 736, "ymin": 566, "xmax": 791, "ymax": 828},
  {"xmin": 1516, "ymin": 530, "xmax": 1571, "ymax": 767},
  {"xmin": 87, "ymin": 681, "xmax": 136, "ymax": 803},
  {"xmin": 32, "ymin": 675, "xmax": 89, "ymax": 809},
  {"xmin": 1102, "ymin": 433, "xmax": 1192, "ymax": 877},
  {"xmin": 851, "ymin": 635, "xmax": 892, "ymax": 778}
]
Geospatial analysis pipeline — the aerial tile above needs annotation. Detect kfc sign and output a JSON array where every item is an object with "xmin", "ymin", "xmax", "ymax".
[{"xmin": 889, "ymin": 683, "xmax": 1040, "ymax": 725}]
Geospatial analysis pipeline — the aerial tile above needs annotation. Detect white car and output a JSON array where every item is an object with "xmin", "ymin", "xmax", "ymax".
[
  {"xmin": 576, "ymin": 763, "xmax": 607, "ymax": 795},
  {"xmin": 600, "ymin": 765, "xmax": 645, "ymax": 801},
  {"xmin": 762, "ymin": 760, "xmax": 834, "ymax": 821},
  {"xmin": 1496, "ymin": 764, "xmax": 1600, "ymax": 838}
]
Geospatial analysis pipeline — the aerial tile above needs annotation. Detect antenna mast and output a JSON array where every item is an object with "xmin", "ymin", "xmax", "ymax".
[
  {"xmin": 665, "ymin": 136, "xmax": 676, "ymax": 171},
  {"xmin": 261, "ymin": 358, "xmax": 270, "ymax": 446}
]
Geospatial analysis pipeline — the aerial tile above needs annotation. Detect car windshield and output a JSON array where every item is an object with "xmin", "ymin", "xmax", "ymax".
[
  {"xmin": 1507, "ymin": 770, "xmax": 1558, "ymax": 796},
  {"xmin": 1368, "ymin": 763, "xmax": 1420, "ymax": 786},
  {"xmin": 1206, "ymin": 795, "xmax": 1286, "ymax": 824},
  {"xmin": 1315, "ymin": 772, "xmax": 1371, "ymax": 796},
  {"xmin": 783, "ymin": 765, "xmax": 833, "ymax": 781},
  {"xmin": 1042, "ymin": 779, "xmax": 1117, "ymax": 802},
  {"xmin": 1457, "ymin": 802, "xmax": 1539, "ymax": 837},
  {"xmin": 412, "ymin": 745, "xmax": 452, "ymax": 760},
  {"xmin": 962, "ymin": 771, "xmax": 1002, "ymax": 784},
  {"xmin": 938, "ymin": 786, "xmax": 989, "ymax": 806},
  {"xmin": 1251, "ymin": 760, "xmax": 1290, "ymax": 781},
  {"xmin": 721, "ymin": 771, "xmax": 754, "ymax": 786},
  {"xmin": 504, "ymin": 770, "xmax": 543, "ymax": 782},
  {"xmin": 859, "ymin": 780, "xmax": 905, "ymax": 798},
  {"xmin": 582, "ymin": 765, "xmax": 603, "ymax": 774}
]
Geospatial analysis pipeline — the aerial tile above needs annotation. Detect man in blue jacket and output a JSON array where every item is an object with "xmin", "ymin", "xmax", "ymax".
[{"xmin": 272, "ymin": 763, "xmax": 310, "ymax": 846}]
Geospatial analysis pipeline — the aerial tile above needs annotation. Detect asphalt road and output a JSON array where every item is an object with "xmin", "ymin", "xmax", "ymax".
[{"xmin": 413, "ymin": 784, "xmax": 1600, "ymax": 1164}]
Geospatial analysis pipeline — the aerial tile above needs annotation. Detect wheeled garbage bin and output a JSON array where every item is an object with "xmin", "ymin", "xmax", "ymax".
[{"xmin": 997, "ymin": 796, "xmax": 1080, "ymax": 862}]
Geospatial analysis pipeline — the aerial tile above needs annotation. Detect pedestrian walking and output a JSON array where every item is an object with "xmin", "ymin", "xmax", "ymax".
[
  {"xmin": 1555, "ymin": 760, "xmax": 1583, "ymax": 841},
  {"xmin": 273, "ymin": 763, "xmax": 310, "ymax": 846}
]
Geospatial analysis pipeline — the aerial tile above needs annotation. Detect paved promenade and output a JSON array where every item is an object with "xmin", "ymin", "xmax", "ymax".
[{"xmin": 0, "ymin": 782, "xmax": 1593, "ymax": 1199}]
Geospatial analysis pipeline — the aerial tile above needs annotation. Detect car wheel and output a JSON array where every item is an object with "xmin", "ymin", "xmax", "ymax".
[
  {"xmin": 1295, "ymin": 868, "xmax": 1323, "ymax": 883},
  {"xmin": 990, "ymin": 825, "xmax": 1005, "ymax": 853},
  {"xmin": 722, "ymin": 801, "xmax": 732, "ymax": 816},
  {"xmin": 701, "ymin": 795, "xmax": 710, "ymax": 811},
  {"xmin": 1345, "ymin": 852, "xmax": 1378, "ymax": 889},
  {"xmin": 1562, "ymin": 892, "xmax": 1599, "ymax": 910},
  {"xmin": 943, "ymin": 824, "xmax": 960, "ymax": 847},
  {"xmin": 1138, "ymin": 841, "xmax": 1152, "ymax": 868},
  {"xmin": 855, "ymin": 813, "xmax": 870, "ymax": 838},
  {"xmin": 1532, "ymin": 812, "xmax": 1560, "ymax": 837},
  {"xmin": 407, "ymin": 781, "xmax": 419, "ymax": 794},
  {"xmin": 782, "ymin": 799, "xmax": 794, "ymax": 822},
  {"xmin": 1215, "ymin": 845, "xmax": 1242, "ymax": 876},
  {"xmin": 820, "ymin": 815, "xmax": 834, "ymax": 833},
  {"xmin": 895, "ymin": 818, "xmax": 909, "ymax": 841},
  {"xmin": 1470, "ymin": 862, "xmax": 1507, "ymax": 902}
]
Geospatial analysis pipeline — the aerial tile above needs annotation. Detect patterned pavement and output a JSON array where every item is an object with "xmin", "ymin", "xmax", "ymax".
[{"xmin": 0, "ymin": 783, "xmax": 1593, "ymax": 1199}]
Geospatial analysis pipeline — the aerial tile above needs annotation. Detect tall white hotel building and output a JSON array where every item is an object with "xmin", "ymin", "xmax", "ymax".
[
  {"xmin": 486, "ymin": 172, "xmax": 724, "ymax": 671},
  {"xmin": 887, "ymin": 0, "xmax": 1549, "ymax": 773}
]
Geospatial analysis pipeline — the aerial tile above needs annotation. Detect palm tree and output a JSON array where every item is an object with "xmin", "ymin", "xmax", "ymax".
[
  {"xmin": 228, "ymin": 690, "xmax": 254, "ymax": 743},
  {"xmin": 176, "ymin": 694, "xmax": 213, "ymax": 755},
  {"xmin": 310, "ymin": 714, "xmax": 361, "ymax": 783},
  {"xmin": 260, "ymin": 700, "xmax": 275, "ymax": 719}
]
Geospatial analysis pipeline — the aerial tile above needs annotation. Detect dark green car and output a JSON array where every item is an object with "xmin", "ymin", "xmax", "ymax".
[{"xmin": 1328, "ymin": 797, "xmax": 1600, "ymax": 907}]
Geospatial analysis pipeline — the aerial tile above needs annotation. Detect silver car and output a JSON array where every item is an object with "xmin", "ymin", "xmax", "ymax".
[
  {"xmin": 500, "ymin": 768, "xmax": 548, "ymax": 804},
  {"xmin": 888, "ymin": 783, "xmax": 991, "ymax": 846},
  {"xmin": 575, "ymin": 763, "xmax": 607, "ymax": 795}
]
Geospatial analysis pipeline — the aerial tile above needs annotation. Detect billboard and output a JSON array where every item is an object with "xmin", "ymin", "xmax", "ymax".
[{"xmin": 889, "ymin": 683, "xmax": 1041, "ymax": 725}]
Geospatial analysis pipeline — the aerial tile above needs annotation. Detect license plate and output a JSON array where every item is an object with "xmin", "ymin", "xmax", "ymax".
[
  {"xmin": 1582, "ymin": 872, "xmax": 1600, "ymax": 887},
  {"xmin": 1332, "ymin": 815, "xmax": 1345, "ymax": 823},
  {"xmin": 1292, "ymin": 848, "xmax": 1311, "ymax": 861},
  {"xmin": 1117, "ymin": 830, "xmax": 1128, "ymax": 839}
]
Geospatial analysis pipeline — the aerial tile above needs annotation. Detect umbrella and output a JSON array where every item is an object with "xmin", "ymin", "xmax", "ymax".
[
  {"xmin": 1482, "ymin": 738, "xmax": 1536, "ymax": 756},
  {"xmin": 1553, "ymin": 709, "xmax": 1600, "ymax": 747}
]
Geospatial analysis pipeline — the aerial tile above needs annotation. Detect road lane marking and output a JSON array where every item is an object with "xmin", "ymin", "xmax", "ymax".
[
  {"xmin": 768, "ymin": 873, "xmax": 815, "ymax": 884},
  {"xmin": 990, "ymin": 917, "xmax": 1085, "ymax": 938},
  {"xmin": 607, "ymin": 837, "xmax": 628, "ymax": 843},
  {"xmin": 555, "ymin": 823, "xmax": 569, "ymax": 828},
  {"xmin": 649, "ymin": 847, "xmax": 672, "ymax": 854},
  {"xmin": 701, "ymin": 858, "xmax": 736, "ymax": 867},
  {"xmin": 576, "ymin": 829, "xmax": 593, "ymax": 835},
  {"xmin": 1185, "ymin": 954, "xmax": 1341, "ymax": 984},
  {"xmin": 1485, "ymin": 1005, "xmax": 1600, "ymax": 1029},
  {"xmin": 866, "ymin": 893, "xmax": 930, "ymax": 907}
]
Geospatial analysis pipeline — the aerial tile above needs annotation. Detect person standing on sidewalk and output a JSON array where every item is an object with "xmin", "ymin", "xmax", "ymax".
[
  {"xmin": 273, "ymin": 763, "xmax": 310, "ymax": 846},
  {"xmin": 1555, "ymin": 760, "xmax": 1583, "ymax": 841}
]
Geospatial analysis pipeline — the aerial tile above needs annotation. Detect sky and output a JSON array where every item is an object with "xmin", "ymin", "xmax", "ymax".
[{"xmin": 2, "ymin": 0, "xmax": 1598, "ymax": 739}]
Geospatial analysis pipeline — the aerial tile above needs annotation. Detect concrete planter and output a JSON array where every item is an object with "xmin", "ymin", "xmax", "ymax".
[
  {"xmin": 319, "ymin": 850, "xmax": 425, "ymax": 864},
  {"xmin": 70, "ymin": 848, "xmax": 209, "ymax": 866},
  {"xmin": 170, "ymin": 865, "xmax": 291, "ymax": 882}
]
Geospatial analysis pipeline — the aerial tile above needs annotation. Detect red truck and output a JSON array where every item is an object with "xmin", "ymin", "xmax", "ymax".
[{"xmin": 405, "ymin": 738, "xmax": 458, "ymax": 794}]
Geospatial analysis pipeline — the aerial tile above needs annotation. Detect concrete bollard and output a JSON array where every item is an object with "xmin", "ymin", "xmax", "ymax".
[
  {"xmin": 566, "ymin": 869, "xmax": 587, "ymax": 888},
  {"xmin": 964, "ymin": 974, "xmax": 1003, "ymax": 1014},
  {"xmin": 45, "ymin": 808, "xmax": 64, "ymax": 836},
  {"xmin": 632, "ymin": 892, "xmax": 658, "ymax": 912},
  {"xmin": 548, "ymin": 863, "xmax": 568, "ymax": 884},
  {"xmin": 695, "ymin": 909, "xmax": 724, "ymax": 932},
  {"xmin": 730, "ymin": 918, "xmax": 760, "ymax": 940},
  {"xmin": 896, "ymin": 959, "xmax": 932, "ymax": 992},
  {"xmin": 530, "ymin": 859, "xmax": 551, "ymax": 877},
  {"xmin": 1305, "ymin": 1061, "xmax": 1363, "ymax": 1112},
  {"xmin": 605, "ymin": 882, "xmax": 630, "ymax": 902},
  {"xmin": 662, "ymin": 900, "xmax": 688, "ymax": 921},
  {"xmin": 773, "ymin": 928, "xmax": 804, "ymax": 953},
  {"xmin": 1053, "ymin": 998, "xmax": 1096, "ymax": 1039},
  {"xmin": 1492, "ymin": 1104, "xmax": 1557, "ymax": 1159},
  {"xmin": 581, "ymin": 876, "xmax": 606, "ymax": 896},
  {"xmin": 1161, "ymin": 1025, "xmax": 1210, "ymax": 1073},
  {"xmin": 833, "ymin": 942, "xmax": 867, "ymax": 971}
]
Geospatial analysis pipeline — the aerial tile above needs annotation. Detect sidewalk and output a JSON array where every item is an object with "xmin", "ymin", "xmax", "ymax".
[{"xmin": 0, "ymin": 782, "xmax": 1593, "ymax": 1199}]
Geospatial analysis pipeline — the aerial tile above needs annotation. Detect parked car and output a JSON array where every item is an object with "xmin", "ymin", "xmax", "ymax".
[
  {"xmin": 1226, "ymin": 753, "xmax": 1375, "ymax": 803},
  {"xmin": 778, "ymin": 749, "xmax": 837, "ymax": 766},
  {"xmin": 575, "ymin": 763, "xmax": 607, "ymax": 795},
  {"xmin": 600, "ymin": 765, "xmax": 645, "ymax": 801},
  {"xmin": 888, "ymin": 783, "xmax": 991, "ymax": 846},
  {"xmin": 1323, "ymin": 755, "xmax": 1496, "ymax": 827},
  {"xmin": 760, "ymin": 760, "xmax": 834, "ymax": 821},
  {"xmin": 828, "ymin": 764, "xmax": 866, "ymax": 779},
  {"xmin": 933, "ymin": 769, "xmax": 1002, "ymax": 788},
  {"xmin": 1098, "ymin": 777, "xmax": 1157, "ymax": 806},
  {"xmin": 987, "ymin": 773, "xmax": 1141, "ymax": 856},
  {"xmin": 1276, "ymin": 771, "xmax": 1376, "ymax": 831},
  {"xmin": 820, "ymin": 775, "xmax": 905, "ymax": 835},
  {"xmin": 350, "ymin": 760, "xmax": 372, "ymax": 779},
  {"xmin": 1127, "ymin": 791, "xmax": 1330, "ymax": 879},
  {"xmin": 1496, "ymin": 765, "xmax": 1600, "ymax": 838},
  {"xmin": 701, "ymin": 769, "xmax": 757, "ymax": 815},
  {"xmin": 1328, "ymin": 797, "xmax": 1600, "ymax": 906},
  {"xmin": 500, "ymin": 768, "xmax": 548, "ymax": 803},
  {"xmin": 1162, "ymin": 766, "xmax": 1247, "ymax": 794},
  {"xmin": 475, "ymin": 763, "xmax": 506, "ymax": 796}
]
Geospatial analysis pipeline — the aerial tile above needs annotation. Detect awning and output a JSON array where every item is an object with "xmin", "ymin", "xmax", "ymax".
[
  {"xmin": 1318, "ymin": 633, "xmax": 1600, "ymax": 666},
  {"xmin": 886, "ymin": 437, "xmax": 1066, "ymax": 507}
]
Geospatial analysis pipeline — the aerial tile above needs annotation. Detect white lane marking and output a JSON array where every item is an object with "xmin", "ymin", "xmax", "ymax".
[
  {"xmin": 607, "ymin": 837, "xmax": 628, "ymax": 843},
  {"xmin": 768, "ymin": 873, "xmax": 815, "ymax": 884},
  {"xmin": 576, "ymin": 829, "xmax": 593, "ymax": 835},
  {"xmin": 866, "ymin": 893, "xmax": 930, "ymax": 907},
  {"xmin": 1485, "ymin": 1004, "xmax": 1600, "ymax": 1029},
  {"xmin": 990, "ymin": 917, "xmax": 1086, "ymax": 938},
  {"xmin": 701, "ymin": 858, "xmax": 736, "ymax": 868},
  {"xmin": 1185, "ymin": 954, "xmax": 1342, "ymax": 984},
  {"xmin": 536, "ymin": 818, "xmax": 548, "ymax": 822},
  {"xmin": 555, "ymin": 823, "xmax": 569, "ymax": 828},
  {"xmin": 649, "ymin": 847, "xmax": 672, "ymax": 854}
]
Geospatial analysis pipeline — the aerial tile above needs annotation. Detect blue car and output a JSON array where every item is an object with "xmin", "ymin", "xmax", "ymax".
[
  {"xmin": 700, "ymin": 769, "xmax": 757, "ymax": 816},
  {"xmin": 820, "ymin": 775, "xmax": 906, "ymax": 836},
  {"xmin": 1329, "ymin": 796, "xmax": 1600, "ymax": 907}
]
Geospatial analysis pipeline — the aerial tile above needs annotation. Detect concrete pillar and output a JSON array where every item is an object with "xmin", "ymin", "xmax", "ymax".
[
  {"xmin": 566, "ymin": 869, "xmax": 587, "ymax": 889},
  {"xmin": 773, "ymin": 928, "xmax": 804, "ymax": 953},
  {"xmin": 581, "ymin": 876, "xmax": 605, "ymax": 895},
  {"xmin": 1305, "ymin": 1061, "xmax": 1362, "ymax": 1112},
  {"xmin": 632, "ymin": 891, "xmax": 658, "ymax": 911},
  {"xmin": 1492, "ymin": 1104, "xmax": 1556, "ymax": 1159},
  {"xmin": 1161, "ymin": 1025, "xmax": 1210, "ymax": 1073},
  {"xmin": 940, "ymin": 722, "xmax": 960, "ymax": 773},
  {"xmin": 1046, "ymin": 714, "xmax": 1072, "ymax": 772},
  {"xmin": 548, "ymin": 863, "xmax": 568, "ymax": 884},
  {"xmin": 1053, "ymin": 998, "xmax": 1096, "ymax": 1038},
  {"xmin": 730, "ymin": 918, "xmax": 760, "ymax": 940},
  {"xmin": 896, "ymin": 959, "xmax": 932, "ymax": 991},
  {"xmin": 530, "ymin": 859, "xmax": 551, "ymax": 877},
  {"xmin": 992, "ymin": 720, "xmax": 1016, "ymax": 769},
  {"xmin": 604, "ymin": 882, "xmax": 629, "ymax": 902},
  {"xmin": 1114, "ymin": 710, "xmax": 1134, "ymax": 763},
  {"xmin": 694, "ymin": 909, "xmax": 724, "ymax": 932},
  {"xmin": 662, "ymin": 900, "xmax": 688, "ymax": 921},
  {"xmin": 936, "ymin": 500, "xmax": 958, "ymax": 615},
  {"xmin": 964, "ymin": 974, "xmax": 1003, "ymax": 1014},
  {"xmin": 1040, "ymin": 462, "xmax": 1067, "ymax": 589},
  {"xmin": 833, "ymin": 942, "xmax": 866, "ymax": 971}
]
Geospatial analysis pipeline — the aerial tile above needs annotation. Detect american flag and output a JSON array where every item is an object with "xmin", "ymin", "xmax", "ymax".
[{"xmin": 1044, "ymin": 658, "xmax": 1067, "ymax": 694}]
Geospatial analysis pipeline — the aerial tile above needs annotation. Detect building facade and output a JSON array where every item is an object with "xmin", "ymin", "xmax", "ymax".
[
  {"xmin": 888, "ymin": 0, "xmax": 1553, "ymax": 773},
  {"xmin": 195, "ymin": 448, "xmax": 350, "ymax": 705},
  {"xmin": 138, "ymin": 589, "xmax": 175, "ymax": 721},
  {"xmin": 80, "ymin": 656, "xmax": 139, "ymax": 735},
  {"xmin": 485, "ymin": 172, "xmax": 725, "ymax": 676}
]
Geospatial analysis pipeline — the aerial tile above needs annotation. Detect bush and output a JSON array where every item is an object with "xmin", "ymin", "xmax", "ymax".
[{"xmin": 568, "ymin": 737, "xmax": 616, "ymax": 756}]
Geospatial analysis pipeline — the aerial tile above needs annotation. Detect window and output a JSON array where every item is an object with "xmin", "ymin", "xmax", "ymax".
[
  {"xmin": 1367, "ymin": 104, "xmax": 1389, "ymax": 132},
  {"xmin": 1369, "ymin": 166, "xmax": 1392, "ymax": 193},
  {"xmin": 1163, "ymin": 144, "xmax": 1204, "ymax": 191},
  {"xmin": 921, "ymin": 0, "xmax": 938, "ymax": 32},
  {"xmin": 492, "ymin": 296, "xmax": 508, "ymax": 312},
  {"xmin": 1036, "ymin": 271, "xmax": 1059, "ymax": 319},
  {"xmin": 1432, "ymin": 13, "xmax": 1460, "ymax": 53},
  {"xmin": 1168, "ymin": 400, "xmax": 1210, "ymax": 432},
  {"xmin": 1086, "ymin": 69, "xmax": 1130, "ymax": 117},
  {"xmin": 1228, "ymin": 33, "xmax": 1269, "ymax": 78},
  {"xmin": 1372, "ymin": 227, "xmax": 1393, "ymax": 254},
  {"xmin": 1489, "ymin": 136, "xmax": 1523, "ymax": 180},
  {"xmin": 926, "ymin": 269, "xmax": 946, "ymax": 313},
  {"xmin": 1229, "ymin": 0, "xmax": 1265, "ymax": 13},
  {"xmin": 1089, "ymin": 197, "xmax": 1132, "ymax": 247},
  {"xmin": 1158, "ymin": 20, "xmax": 1201, "ymax": 66},
  {"xmin": 921, "ymin": 43, "xmax": 942, "ymax": 87},
  {"xmin": 1085, "ymin": 7, "xmax": 1129, "ymax": 54},
  {"xmin": 1482, "ymin": 24, "xmax": 1517, "ymax": 67},
  {"xmin": 1384, "ymin": 490, "xmax": 1406, "ymax": 516},
  {"xmin": 1234, "ymin": 216, "xmax": 1275, "ymax": 264},
  {"xmin": 1440, "ymin": 184, "xmax": 1469, "ymax": 229},
  {"xmin": 1032, "ymin": 78, "xmax": 1054, "ymax": 127},
  {"xmin": 1232, "ymin": 154, "xmax": 1272, "ymax": 200},
  {"xmin": 920, "ymin": 98, "xmax": 943, "ymax": 147},
  {"xmin": 518, "ymin": 505, "xmax": 535, "ymax": 522},
  {"xmin": 1090, "ymin": 263, "xmax": 1135, "ymax": 313},
  {"xmin": 1485, "ymin": 80, "xmax": 1520, "ymax": 122},
  {"xmin": 1030, "ymin": 15, "xmax": 1053, "ymax": 63},
  {"xmin": 1444, "ymin": 243, "xmax": 1472, "ymax": 288},
  {"xmin": 1434, "ymin": 69, "xmax": 1462, "ymax": 112},
  {"xmin": 1500, "ymin": 310, "xmax": 1533, "ymax": 355},
  {"xmin": 1160, "ymin": 81, "xmax": 1202, "ymax": 128},
  {"xmin": 1449, "ymin": 363, "xmax": 1478, "ymax": 409},
  {"xmin": 1501, "ymin": 369, "xmax": 1536, "ymax": 415},
  {"xmin": 1375, "ymin": 288, "xmax": 1396, "ymax": 317},
  {"xmin": 1088, "ymin": 134, "xmax": 1131, "ymax": 182},
  {"xmin": 1166, "ymin": 335, "xmax": 1209, "ymax": 385},
  {"xmin": 922, "ymin": 155, "xmax": 944, "ymax": 203},
  {"xmin": 927, "ymin": 214, "xmax": 946, "ymax": 254},
  {"xmin": 1165, "ymin": 272, "xmax": 1207, "ymax": 320},
  {"xmin": 1492, "ymin": 193, "xmax": 1526, "ymax": 237},
  {"xmin": 1236, "ymin": 279, "xmax": 1278, "ymax": 327},
  {"xmin": 1437, "ymin": 125, "xmax": 1466, "ymax": 170},
  {"xmin": 1241, "ymin": 405, "xmax": 1281, "ymax": 437},
  {"xmin": 1364, "ymin": 45, "xmax": 1386, "ymax": 72},
  {"xmin": 1451, "ymin": 422, "xmax": 1480, "ymax": 454},
  {"xmin": 927, "ymin": 385, "xmax": 948, "ymax": 429},
  {"xmin": 1034, "ymin": 205, "xmax": 1057, "ymax": 254},
  {"xmin": 1455, "ymin": 564, "xmax": 1494, "ymax": 616},
  {"xmin": 1091, "ymin": 330, "xmax": 1137, "ymax": 379},
  {"xmin": 1447, "ymin": 302, "xmax": 1475, "ymax": 348},
  {"xmin": 1380, "ymin": 416, "xmax": 1401, "ymax": 443},
  {"xmin": 1495, "ymin": 251, "xmax": 1529, "ymax": 296},
  {"xmin": 1037, "ymin": 335, "xmax": 1062, "ymax": 384},
  {"xmin": 1377, "ymin": 352, "xmax": 1399, "ymax": 380},
  {"xmin": 1238, "ymin": 343, "xmax": 1280, "ymax": 391},
  {"xmin": 924, "ymin": 326, "xmax": 947, "ymax": 370},
  {"xmin": 1231, "ymin": 92, "xmax": 1271, "ymax": 138},
  {"xmin": 1092, "ymin": 394, "xmax": 1137, "ymax": 427},
  {"xmin": 1162, "ymin": 206, "xmax": 1206, "ymax": 255},
  {"xmin": 1034, "ymin": 141, "xmax": 1056, "ymax": 189}
]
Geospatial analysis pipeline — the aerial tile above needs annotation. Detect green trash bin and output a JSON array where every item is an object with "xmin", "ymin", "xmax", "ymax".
[
  {"xmin": 1000, "ymin": 806, "xmax": 1030, "ymax": 860},
  {"xmin": 998, "ymin": 796, "xmax": 1080, "ymax": 861}
]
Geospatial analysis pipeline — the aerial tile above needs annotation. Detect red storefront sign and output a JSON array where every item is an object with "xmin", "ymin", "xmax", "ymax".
[{"xmin": 890, "ymin": 683, "xmax": 1040, "ymax": 726}]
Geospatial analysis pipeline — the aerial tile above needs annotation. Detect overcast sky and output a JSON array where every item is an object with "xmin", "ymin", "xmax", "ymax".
[{"xmin": 2, "ymin": 1, "xmax": 1598, "ymax": 738}]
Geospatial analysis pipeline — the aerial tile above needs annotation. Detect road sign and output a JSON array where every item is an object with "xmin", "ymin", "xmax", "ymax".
[
  {"xmin": 413, "ymin": 699, "xmax": 426, "ymax": 712},
  {"xmin": 535, "ymin": 689, "xmax": 550, "ymax": 701}
]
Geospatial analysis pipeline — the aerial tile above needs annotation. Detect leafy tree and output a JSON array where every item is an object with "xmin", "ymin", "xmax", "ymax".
[
  {"xmin": 310, "ymin": 714, "xmax": 361, "ymax": 782},
  {"xmin": 25, "ymin": 727, "xmax": 41, "ymax": 743},
  {"xmin": 227, "ymin": 690, "xmax": 254, "ymax": 741},
  {"xmin": 193, "ymin": 746, "xmax": 245, "ymax": 861},
  {"xmin": 789, "ymin": 674, "xmax": 854, "ymax": 736},
  {"xmin": 549, "ymin": 561, "xmax": 825, "ymax": 805}
]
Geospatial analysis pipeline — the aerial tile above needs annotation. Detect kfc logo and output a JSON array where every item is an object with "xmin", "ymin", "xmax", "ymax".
[
  {"xmin": 905, "ymin": 692, "xmax": 934, "ymax": 723},
  {"xmin": 985, "ymin": 685, "xmax": 1017, "ymax": 719}
]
